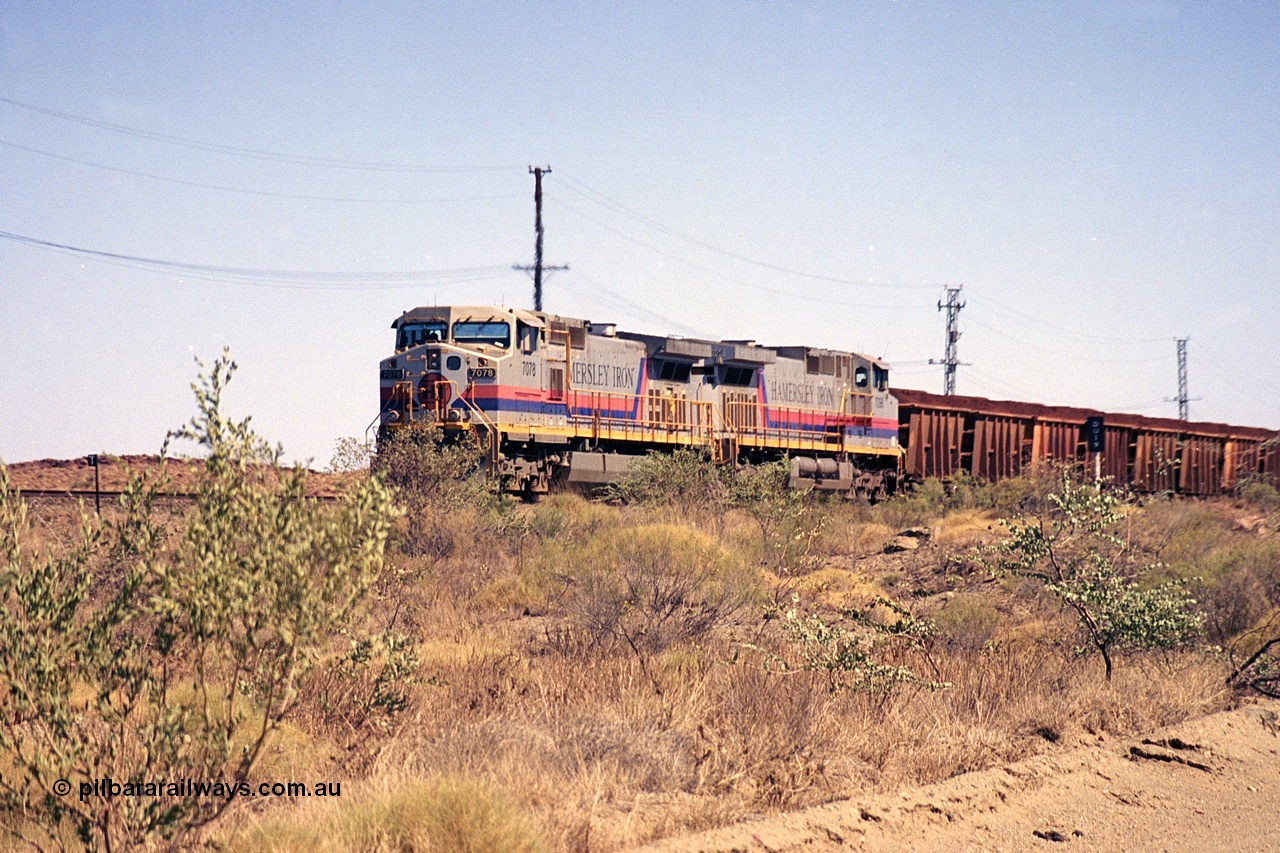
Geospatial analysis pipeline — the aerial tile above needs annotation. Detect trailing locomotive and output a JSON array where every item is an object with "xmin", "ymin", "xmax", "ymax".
[{"xmin": 378, "ymin": 305, "xmax": 902, "ymax": 498}]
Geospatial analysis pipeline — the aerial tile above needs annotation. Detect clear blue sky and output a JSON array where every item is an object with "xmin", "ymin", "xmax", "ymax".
[{"xmin": 2, "ymin": 1, "xmax": 1277, "ymax": 466}]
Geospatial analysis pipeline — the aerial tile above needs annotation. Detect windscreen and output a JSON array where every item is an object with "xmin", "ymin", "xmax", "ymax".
[
  {"xmin": 453, "ymin": 320, "xmax": 510, "ymax": 348},
  {"xmin": 397, "ymin": 321, "xmax": 447, "ymax": 350}
]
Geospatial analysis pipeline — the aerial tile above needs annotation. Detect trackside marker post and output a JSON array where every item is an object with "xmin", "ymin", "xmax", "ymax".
[{"xmin": 86, "ymin": 454, "xmax": 100, "ymax": 515}]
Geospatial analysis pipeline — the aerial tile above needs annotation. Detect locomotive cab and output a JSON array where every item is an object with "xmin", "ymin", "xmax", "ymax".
[{"xmin": 380, "ymin": 306, "xmax": 547, "ymax": 444}]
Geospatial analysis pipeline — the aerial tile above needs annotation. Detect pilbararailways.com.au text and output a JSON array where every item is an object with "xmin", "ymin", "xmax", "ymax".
[{"xmin": 71, "ymin": 778, "xmax": 341, "ymax": 802}]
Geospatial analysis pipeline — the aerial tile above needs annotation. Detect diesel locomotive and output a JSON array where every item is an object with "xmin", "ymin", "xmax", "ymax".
[{"xmin": 378, "ymin": 304, "xmax": 902, "ymax": 498}]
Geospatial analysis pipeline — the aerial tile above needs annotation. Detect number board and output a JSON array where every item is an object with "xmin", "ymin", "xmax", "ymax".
[{"xmin": 1085, "ymin": 416, "xmax": 1105, "ymax": 453}]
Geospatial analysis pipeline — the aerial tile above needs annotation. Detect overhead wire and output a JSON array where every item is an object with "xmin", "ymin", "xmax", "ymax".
[
  {"xmin": 963, "ymin": 315, "xmax": 1171, "ymax": 366},
  {"xmin": 557, "ymin": 272, "xmax": 708, "ymax": 338},
  {"xmin": 0, "ymin": 229, "xmax": 517, "ymax": 290},
  {"xmin": 554, "ymin": 168, "xmax": 934, "ymax": 291},
  {"xmin": 1199, "ymin": 351, "xmax": 1280, "ymax": 406},
  {"xmin": 1106, "ymin": 398, "xmax": 1179, "ymax": 414},
  {"xmin": 0, "ymin": 95, "xmax": 521, "ymax": 173},
  {"xmin": 961, "ymin": 366, "xmax": 1048, "ymax": 401},
  {"xmin": 964, "ymin": 290, "xmax": 1169, "ymax": 347},
  {"xmin": 550, "ymin": 196, "xmax": 935, "ymax": 312},
  {"xmin": 8, "ymin": 98, "xmax": 1270, "ymax": 415},
  {"xmin": 0, "ymin": 139, "xmax": 524, "ymax": 204}
]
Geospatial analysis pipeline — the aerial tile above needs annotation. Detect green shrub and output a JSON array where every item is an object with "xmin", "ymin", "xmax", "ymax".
[
  {"xmin": 934, "ymin": 597, "xmax": 1003, "ymax": 652},
  {"xmin": 375, "ymin": 423, "xmax": 486, "ymax": 508},
  {"xmin": 605, "ymin": 447, "xmax": 725, "ymax": 509},
  {"xmin": 870, "ymin": 478, "xmax": 948, "ymax": 530},
  {"xmin": 0, "ymin": 353, "xmax": 395, "ymax": 852},
  {"xmin": 726, "ymin": 461, "xmax": 827, "ymax": 572},
  {"xmin": 747, "ymin": 595, "xmax": 945, "ymax": 694},
  {"xmin": 991, "ymin": 469, "xmax": 1201, "ymax": 681},
  {"xmin": 548, "ymin": 523, "xmax": 759, "ymax": 659},
  {"xmin": 1241, "ymin": 479, "xmax": 1280, "ymax": 512},
  {"xmin": 373, "ymin": 424, "xmax": 498, "ymax": 556}
]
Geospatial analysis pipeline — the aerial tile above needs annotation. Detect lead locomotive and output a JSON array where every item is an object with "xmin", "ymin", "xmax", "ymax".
[{"xmin": 379, "ymin": 305, "xmax": 901, "ymax": 498}]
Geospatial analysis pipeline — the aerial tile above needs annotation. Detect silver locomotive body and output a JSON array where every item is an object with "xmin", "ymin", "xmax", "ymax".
[{"xmin": 380, "ymin": 305, "xmax": 901, "ymax": 497}]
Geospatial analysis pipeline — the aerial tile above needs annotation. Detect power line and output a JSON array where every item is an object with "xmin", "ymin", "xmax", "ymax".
[
  {"xmin": 0, "ymin": 229, "xmax": 515, "ymax": 289},
  {"xmin": 554, "ymin": 169, "xmax": 932, "ymax": 290},
  {"xmin": 549, "ymin": 196, "xmax": 934, "ymax": 312},
  {"xmin": 559, "ymin": 272, "xmax": 707, "ymax": 338},
  {"xmin": 964, "ymin": 290, "xmax": 1169, "ymax": 347},
  {"xmin": 1200, "ymin": 351, "xmax": 1280, "ymax": 401},
  {"xmin": 963, "ymin": 315, "xmax": 1171, "ymax": 366},
  {"xmin": 0, "ymin": 139, "xmax": 524, "ymax": 204},
  {"xmin": 0, "ymin": 95, "xmax": 522, "ymax": 173},
  {"xmin": 963, "ymin": 365, "xmax": 1048, "ymax": 401}
]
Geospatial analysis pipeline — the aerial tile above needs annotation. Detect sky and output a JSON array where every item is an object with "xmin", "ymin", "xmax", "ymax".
[{"xmin": 1, "ymin": 1, "xmax": 1277, "ymax": 466}]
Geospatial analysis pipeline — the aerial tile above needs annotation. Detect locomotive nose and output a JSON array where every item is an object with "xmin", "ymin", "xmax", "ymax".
[{"xmin": 418, "ymin": 372, "xmax": 448, "ymax": 407}]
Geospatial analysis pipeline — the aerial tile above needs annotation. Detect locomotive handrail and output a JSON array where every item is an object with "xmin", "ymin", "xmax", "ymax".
[
  {"xmin": 838, "ymin": 389, "xmax": 876, "ymax": 418},
  {"xmin": 725, "ymin": 399, "xmax": 881, "ymax": 454},
  {"xmin": 566, "ymin": 390, "xmax": 717, "ymax": 448}
]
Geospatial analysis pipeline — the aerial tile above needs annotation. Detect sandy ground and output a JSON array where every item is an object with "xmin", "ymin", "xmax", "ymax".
[{"xmin": 634, "ymin": 700, "xmax": 1280, "ymax": 853}]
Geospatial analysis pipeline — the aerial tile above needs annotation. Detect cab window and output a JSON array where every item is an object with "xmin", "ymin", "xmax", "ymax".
[
  {"xmin": 397, "ymin": 321, "xmax": 447, "ymax": 350},
  {"xmin": 873, "ymin": 366, "xmax": 889, "ymax": 391},
  {"xmin": 854, "ymin": 366, "xmax": 869, "ymax": 388},
  {"xmin": 518, "ymin": 322, "xmax": 539, "ymax": 354},
  {"xmin": 453, "ymin": 320, "xmax": 510, "ymax": 348}
]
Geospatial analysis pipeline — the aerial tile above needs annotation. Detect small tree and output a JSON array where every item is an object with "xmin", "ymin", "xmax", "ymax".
[
  {"xmin": 992, "ymin": 469, "xmax": 1200, "ymax": 681},
  {"xmin": 725, "ymin": 461, "xmax": 824, "ymax": 572},
  {"xmin": 0, "ymin": 352, "xmax": 395, "ymax": 851},
  {"xmin": 327, "ymin": 435, "xmax": 374, "ymax": 475}
]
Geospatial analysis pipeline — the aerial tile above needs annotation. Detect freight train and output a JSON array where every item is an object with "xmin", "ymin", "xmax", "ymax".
[
  {"xmin": 378, "ymin": 304, "xmax": 902, "ymax": 498},
  {"xmin": 896, "ymin": 388, "xmax": 1280, "ymax": 496},
  {"xmin": 378, "ymin": 304, "xmax": 1279, "ymax": 498}
]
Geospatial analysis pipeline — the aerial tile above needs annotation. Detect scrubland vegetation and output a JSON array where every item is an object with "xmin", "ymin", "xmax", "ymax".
[{"xmin": 2, "ymin": 365, "xmax": 1278, "ymax": 852}]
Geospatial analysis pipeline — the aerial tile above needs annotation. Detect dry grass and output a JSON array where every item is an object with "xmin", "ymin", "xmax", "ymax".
[
  {"xmin": 224, "ymin": 482, "xmax": 1251, "ymax": 851},
  {"xmin": 5, "ymin": 474, "xmax": 1265, "ymax": 852},
  {"xmin": 930, "ymin": 510, "xmax": 1002, "ymax": 548},
  {"xmin": 783, "ymin": 566, "xmax": 888, "ymax": 609},
  {"xmin": 228, "ymin": 774, "xmax": 545, "ymax": 853}
]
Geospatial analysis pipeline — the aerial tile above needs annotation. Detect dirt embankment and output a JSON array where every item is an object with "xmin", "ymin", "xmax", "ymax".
[
  {"xmin": 632, "ymin": 700, "xmax": 1280, "ymax": 853},
  {"xmin": 4, "ymin": 455, "xmax": 346, "ymax": 498}
]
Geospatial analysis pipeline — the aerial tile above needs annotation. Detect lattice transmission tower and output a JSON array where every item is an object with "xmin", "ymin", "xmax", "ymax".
[{"xmin": 929, "ymin": 285, "xmax": 967, "ymax": 395}]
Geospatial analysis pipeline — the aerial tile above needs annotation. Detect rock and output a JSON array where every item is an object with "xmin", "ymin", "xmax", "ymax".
[
  {"xmin": 885, "ymin": 536, "xmax": 920, "ymax": 553},
  {"xmin": 1233, "ymin": 516, "xmax": 1265, "ymax": 533}
]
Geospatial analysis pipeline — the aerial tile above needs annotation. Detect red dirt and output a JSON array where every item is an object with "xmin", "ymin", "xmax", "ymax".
[{"xmin": 4, "ymin": 455, "xmax": 347, "ymax": 498}]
